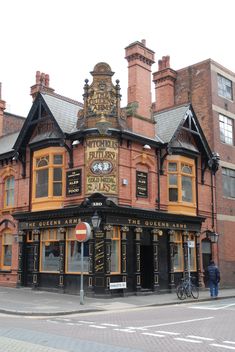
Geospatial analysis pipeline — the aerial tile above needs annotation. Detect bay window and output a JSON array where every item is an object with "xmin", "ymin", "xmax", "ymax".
[
  {"xmin": 32, "ymin": 147, "xmax": 65, "ymax": 210},
  {"xmin": 167, "ymin": 156, "xmax": 196, "ymax": 215}
]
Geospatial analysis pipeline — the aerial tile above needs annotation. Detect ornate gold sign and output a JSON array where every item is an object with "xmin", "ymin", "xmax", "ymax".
[{"xmin": 85, "ymin": 137, "xmax": 118, "ymax": 195}]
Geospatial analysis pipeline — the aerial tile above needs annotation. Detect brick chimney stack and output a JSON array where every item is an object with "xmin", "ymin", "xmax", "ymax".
[
  {"xmin": 0, "ymin": 83, "xmax": 6, "ymax": 137},
  {"xmin": 125, "ymin": 40, "xmax": 155, "ymax": 119},
  {"xmin": 30, "ymin": 71, "xmax": 55, "ymax": 100},
  {"xmin": 153, "ymin": 56, "xmax": 177, "ymax": 111}
]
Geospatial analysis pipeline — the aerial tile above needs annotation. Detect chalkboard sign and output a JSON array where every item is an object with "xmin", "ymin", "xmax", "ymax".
[
  {"xmin": 66, "ymin": 169, "xmax": 81, "ymax": 196},
  {"xmin": 136, "ymin": 171, "xmax": 148, "ymax": 197}
]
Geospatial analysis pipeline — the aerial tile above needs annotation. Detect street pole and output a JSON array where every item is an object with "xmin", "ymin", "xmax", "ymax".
[
  {"xmin": 80, "ymin": 242, "xmax": 84, "ymax": 305},
  {"xmin": 187, "ymin": 240, "xmax": 191, "ymax": 281}
]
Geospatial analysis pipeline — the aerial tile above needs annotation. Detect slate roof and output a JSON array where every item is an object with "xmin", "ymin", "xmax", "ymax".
[
  {"xmin": 0, "ymin": 132, "xmax": 19, "ymax": 154},
  {"xmin": 154, "ymin": 104, "xmax": 190, "ymax": 143},
  {"xmin": 41, "ymin": 92, "xmax": 83, "ymax": 134}
]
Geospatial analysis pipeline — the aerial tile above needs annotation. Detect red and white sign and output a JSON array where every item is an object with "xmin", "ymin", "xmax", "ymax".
[{"xmin": 75, "ymin": 222, "xmax": 91, "ymax": 242}]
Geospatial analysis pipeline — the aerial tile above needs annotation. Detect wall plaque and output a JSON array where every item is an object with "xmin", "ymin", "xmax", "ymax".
[
  {"xmin": 136, "ymin": 171, "xmax": 148, "ymax": 197},
  {"xmin": 66, "ymin": 169, "xmax": 82, "ymax": 196},
  {"xmin": 85, "ymin": 137, "xmax": 118, "ymax": 195}
]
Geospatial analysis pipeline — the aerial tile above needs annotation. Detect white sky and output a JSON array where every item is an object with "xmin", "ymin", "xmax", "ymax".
[{"xmin": 0, "ymin": 0, "xmax": 234, "ymax": 117}]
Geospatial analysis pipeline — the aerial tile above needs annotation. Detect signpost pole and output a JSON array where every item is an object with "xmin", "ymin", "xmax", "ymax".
[
  {"xmin": 80, "ymin": 241, "xmax": 84, "ymax": 305},
  {"xmin": 187, "ymin": 240, "xmax": 191, "ymax": 281}
]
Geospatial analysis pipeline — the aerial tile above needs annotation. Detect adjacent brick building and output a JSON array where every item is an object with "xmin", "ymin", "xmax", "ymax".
[{"xmin": 153, "ymin": 56, "xmax": 235, "ymax": 287}]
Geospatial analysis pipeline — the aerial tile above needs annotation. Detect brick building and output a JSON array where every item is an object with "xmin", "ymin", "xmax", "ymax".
[
  {"xmin": 153, "ymin": 55, "xmax": 235, "ymax": 287},
  {"xmin": 0, "ymin": 41, "xmax": 220, "ymax": 295}
]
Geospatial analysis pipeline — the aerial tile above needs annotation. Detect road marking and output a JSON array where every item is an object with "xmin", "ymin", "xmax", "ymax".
[
  {"xmin": 156, "ymin": 331, "xmax": 180, "ymax": 335},
  {"xmin": 224, "ymin": 342, "xmax": 235, "ymax": 345},
  {"xmin": 46, "ymin": 320, "xmax": 59, "ymax": 324},
  {"xmin": 142, "ymin": 332, "xmax": 165, "ymax": 337},
  {"xmin": 175, "ymin": 337, "xmax": 202, "ymax": 343},
  {"xmin": 101, "ymin": 323, "xmax": 120, "ymax": 327},
  {"xmin": 89, "ymin": 325, "xmax": 107, "ymax": 329},
  {"xmin": 114, "ymin": 328, "xmax": 136, "ymax": 333},
  {"xmin": 141, "ymin": 316, "xmax": 214, "ymax": 329},
  {"xmin": 191, "ymin": 303, "xmax": 235, "ymax": 311},
  {"xmin": 210, "ymin": 344, "xmax": 235, "ymax": 350},
  {"xmin": 78, "ymin": 320, "xmax": 94, "ymax": 324},
  {"xmin": 187, "ymin": 335, "xmax": 214, "ymax": 341}
]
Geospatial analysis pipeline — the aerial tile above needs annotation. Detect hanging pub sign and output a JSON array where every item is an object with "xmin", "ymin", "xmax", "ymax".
[
  {"xmin": 66, "ymin": 169, "xmax": 82, "ymax": 196},
  {"xmin": 85, "ymin": 137, "xmax": 118, "ymax": 195},
  {"xmin": 136, "ymin": 171, "xmax": 148, "ymax": 197}
]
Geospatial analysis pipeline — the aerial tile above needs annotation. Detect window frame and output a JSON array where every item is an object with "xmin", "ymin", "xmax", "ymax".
[
  {"xmin": 40, "ymin": 229, "xmax": 61, "ymax": 273},
  {"xmin": 1, "ymin": 230, "xmax": 13, "ymax": 271},
  {"xmin": 66, "ymin": 228, "xmax": 90, "ymax": 274},
  {"xmin": 219, "ymin": 114, "xmax": 233, "ymax": 145},
  {"xmin": 32, "ymin": 147, "xmax": 65, "ymax": 210},
  {"xmin": 4, "ymin": 175, "xmax": 15, "ymax": 209},
  {"xmin": 167, "ymin": 157, "xmax": 195, "ymax": 204},
  {"xmin": 222, "ymin": 167, "xmax": 235, "ymax": 199},
  {"xmin": 110, "ymin": 227, "xmax": 121, "ymax": 274},
  {"xmin": 217, "ymin": 74, "xmax": 233, "ymax": 100}
]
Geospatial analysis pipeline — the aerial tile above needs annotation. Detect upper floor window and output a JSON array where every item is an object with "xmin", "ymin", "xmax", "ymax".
[
  {"xmin": 168, "ymin": 161, "xmax": 194, "ymax": 202},
  {"xmin": 32, "ymin": 147, "xmax": 65, "ymax": 211},
  {"xmin": 167, "ymin": 156, "xmax": 196, "ymax": 215},
  {"xmin": 4, "ymin": 176, "xmax": 15, "ymax": 208},
  {"xmin": 222, "ymin": 167, "xmax": 235, "ymax": 198},
  {"xmin": 35, "ymin": 154, "xmax": 63, "ymax": 198},
  {"xmin": 219, "ymin": 114, "xmax": 233, "ymax": 145},
  {"xmin": 217, "ymin": 74, "xmax": 233, "ymax": 100},
  {"xmin": 0, "ymin": 231, "xmax": 13, "ymax": 270}
]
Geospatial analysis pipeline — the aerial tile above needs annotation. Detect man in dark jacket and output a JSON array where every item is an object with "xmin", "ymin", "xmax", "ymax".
[{"xmin": 207, "ymin": 260, "xmax": 220, "ymax": 298}]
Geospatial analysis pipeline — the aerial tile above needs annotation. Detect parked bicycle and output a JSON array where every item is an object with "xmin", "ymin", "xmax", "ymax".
[{"xmin": 176, "ymin": 276, "xmax": 199, "ymax": 300}]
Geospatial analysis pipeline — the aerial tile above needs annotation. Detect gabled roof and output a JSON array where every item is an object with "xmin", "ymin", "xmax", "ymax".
[
  {"xmin": 42, "ymin": 92, "xmax": 82, "ymax": 134},
  {"xmin": 155, "ymin": 104, "xmax": 190, "ymax": 143},
  {"xmin": 154, "ymin": 104, "xmax": 212, "ymax": 158},
  {"xmin": 13, "ymin": 91, "xmax": 83, "ymax": 151},
  {"xmin": 0, "ymin": 132, "xmax": 19, "ymax": 155}
]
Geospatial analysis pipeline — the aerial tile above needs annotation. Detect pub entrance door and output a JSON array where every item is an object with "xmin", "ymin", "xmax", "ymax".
[
  {"xmin": 158, "ymin": 232, "xmax": 170, "ymax": 290},
  {"xmin": 140, "ymin": 232, "xmax": 153, "ymax": 289},
  {"xmin": 25, "ymin": 241, "xmax": 34, "ymax": 287}
]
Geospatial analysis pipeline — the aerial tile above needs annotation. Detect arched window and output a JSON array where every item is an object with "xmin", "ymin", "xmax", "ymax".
[{"xmin": 4, "ymin": 176, "xmax": 15, "ymax": 208}]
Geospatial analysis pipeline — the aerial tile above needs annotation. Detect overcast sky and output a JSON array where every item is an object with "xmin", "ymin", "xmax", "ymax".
[{"xmin": 0, "ymin": 0, "xmax": 234, "ymax": 117}]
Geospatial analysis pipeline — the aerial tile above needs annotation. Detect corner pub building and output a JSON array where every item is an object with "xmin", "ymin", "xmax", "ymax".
[{"xmin": 0, "ymin": 40, "xmax": 220, "ymax": 296}]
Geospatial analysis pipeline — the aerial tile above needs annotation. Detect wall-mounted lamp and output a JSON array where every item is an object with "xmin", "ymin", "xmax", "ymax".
[
  {"xmin": 143, "ymin": 144, "xmax": 151, "ymax": 150},
  {"xmin": 72, "ymin": 140, "xmax": 80, "ymax": 147},
  {"xmin": 91, "ymin": 211, "xmax": 101, "ymax": 231},
  {"xmin": 206, "ymin": 230, "xmax": 219, "ymax": 243}
]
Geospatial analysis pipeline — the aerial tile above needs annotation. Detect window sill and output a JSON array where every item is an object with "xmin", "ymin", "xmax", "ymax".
[{"xmin": 0, "ymin": 270, "xmax": 12, "ymax": 273}]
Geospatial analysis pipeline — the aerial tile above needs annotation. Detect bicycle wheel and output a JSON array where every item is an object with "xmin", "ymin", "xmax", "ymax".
[
  {"xmin": 191, "ymin": 284, "xmax": 199, "ymax": 299},
  {"xmin": 176, "ymin": 285, "xmax": 186, "ymax": 300}
]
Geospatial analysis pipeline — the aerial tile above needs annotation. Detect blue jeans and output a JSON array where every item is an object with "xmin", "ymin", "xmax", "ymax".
[{"xmin": 209, "ymin": 280, "xmax": 219, "ymax": 297}]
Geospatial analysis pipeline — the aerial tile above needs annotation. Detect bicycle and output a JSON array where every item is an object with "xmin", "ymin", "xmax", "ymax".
[{"xmin": 176, "ymin": 276, "xmax": 199, "ymax": 300}]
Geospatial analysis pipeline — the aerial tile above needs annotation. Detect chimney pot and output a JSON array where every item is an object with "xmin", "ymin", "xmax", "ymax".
[{"xmin": 141, "ymin": 39, "xmax": 146, "ymax": 46}]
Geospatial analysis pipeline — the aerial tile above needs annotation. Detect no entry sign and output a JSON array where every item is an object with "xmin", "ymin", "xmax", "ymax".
[{"xmin": 75, "ymin": 222, "xmax": 91, "ymax": 242}]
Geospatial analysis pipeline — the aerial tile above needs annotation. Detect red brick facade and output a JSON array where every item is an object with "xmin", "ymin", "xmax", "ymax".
[{"xmin": 0, "ymin": 40, "xmax": 228, "ymax": 294}]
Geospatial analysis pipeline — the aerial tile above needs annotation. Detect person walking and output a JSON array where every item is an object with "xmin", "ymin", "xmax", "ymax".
[{"xmin": 207, "ymin": 260, "xmax": 220, "ymax": 298}]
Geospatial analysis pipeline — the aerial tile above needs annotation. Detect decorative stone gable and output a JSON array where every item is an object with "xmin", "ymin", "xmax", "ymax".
[{"xmin": 77, "ymin": 62, "xmax": 127, "ymax": 132}]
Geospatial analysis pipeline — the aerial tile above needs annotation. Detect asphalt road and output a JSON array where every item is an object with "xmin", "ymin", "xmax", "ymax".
[{"xmin": 1, "ymin": 298, "xmax": 235, "ymax": 351}]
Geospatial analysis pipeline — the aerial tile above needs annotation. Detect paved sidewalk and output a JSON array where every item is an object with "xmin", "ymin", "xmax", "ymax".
[{"xmin": 0, "ymin": 286, "xmax": 235, "ymax": 316}]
